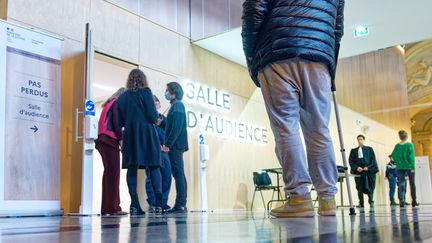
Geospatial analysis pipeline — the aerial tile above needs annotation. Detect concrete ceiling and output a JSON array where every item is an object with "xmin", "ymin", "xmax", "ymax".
[{"xmin": 194, "ymin": 0, "xmax": 432, "ymax": 67}]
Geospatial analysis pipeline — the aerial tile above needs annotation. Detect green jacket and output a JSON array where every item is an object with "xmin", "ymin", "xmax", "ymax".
[{"xmin": 391, "ymin": 142, "xmax": 415, "ymax": 170}]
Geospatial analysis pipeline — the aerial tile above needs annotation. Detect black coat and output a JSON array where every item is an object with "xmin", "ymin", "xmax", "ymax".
[
  {"xmin": 241, "ymin": 0, "xmax": 345, "ymax": 86},
  {"xmin": 117, "ymin": 88, "xmax": 161, "ymax": 169},
  {"xmin": 349, "ymin": 146, "xmax": 379, "ymax": 194},
  {"xmin": 349, "ymin": 146, "xmax": 379, "ymax": 175},
  {"xmin": 163, "ymin": 100, "xmax": 188, "ymax": 151}
]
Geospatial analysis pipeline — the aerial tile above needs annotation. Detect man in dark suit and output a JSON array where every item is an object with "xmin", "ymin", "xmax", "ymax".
[{"xmin": 349, "ymin": 135, "xmax": 379, "ymax": 208}]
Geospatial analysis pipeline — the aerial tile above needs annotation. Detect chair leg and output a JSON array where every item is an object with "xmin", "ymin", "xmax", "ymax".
[
  {"xmin": 260, "ymin": 190, "xmax": 266, "ymax": 210},
  {"xmin": 267, "ymin": 190, "xmax": 276, "ymax": 212},
  {"xmin": 251, "ymin": 189, "xmax": 257, "ymax": 210},
  {"xmin": 267, "ymin": 200, "xmax": 272, "ymax": 212},
  {"xmin": 278, "ymin": 188, "xmax": 283, "ymax": 200}
]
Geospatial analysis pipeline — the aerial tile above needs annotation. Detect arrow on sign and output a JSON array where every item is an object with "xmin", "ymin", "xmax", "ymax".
[{"xmin": 30, "ymin": 125, "xmax": 38, "ymax": 133}]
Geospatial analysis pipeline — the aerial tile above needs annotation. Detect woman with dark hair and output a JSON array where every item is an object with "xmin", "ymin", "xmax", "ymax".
[
  {"xmin": 96, "ymin": 87, "xmax": 127, "ymax": 216},
  {"xmin": 162, "ymin": 82, "xmax": 189, "ymax": 213},
  {"xmin": 391, "ymin": 130, "xmax": 419, "ymax": 207},
  {"xmin": 117, "ymin": 69, "xmax": 163, "ymax": 215}
]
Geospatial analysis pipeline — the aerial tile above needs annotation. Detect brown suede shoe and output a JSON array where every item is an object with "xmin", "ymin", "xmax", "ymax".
[
  {"xmin": 270, "ymin": 193, "xmax": 315, "ymax": 218},
  {"xmin": 318, "ymin": 195, "xmax": 337, "ymax": 216}
]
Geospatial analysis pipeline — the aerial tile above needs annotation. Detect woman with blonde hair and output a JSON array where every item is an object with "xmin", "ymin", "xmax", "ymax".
[{"xmin": 117, "ymin": 69, "xmax": 163, "ymax": 215}]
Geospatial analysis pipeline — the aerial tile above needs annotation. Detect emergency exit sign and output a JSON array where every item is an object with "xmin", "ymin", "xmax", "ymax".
[{"xmin": 354, "ymin": 25, "xmax": 369, "ymax": 37}]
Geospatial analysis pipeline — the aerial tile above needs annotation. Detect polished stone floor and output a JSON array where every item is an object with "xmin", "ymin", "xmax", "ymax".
[{"xmin": 1, "ymin": 206, "xmax": 432, "ymax": 242}]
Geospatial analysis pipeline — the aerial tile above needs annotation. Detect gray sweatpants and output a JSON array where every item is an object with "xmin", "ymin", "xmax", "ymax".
[{"xmin": 258, "ymin": 58, "xmax": 338, "ymax": 197}]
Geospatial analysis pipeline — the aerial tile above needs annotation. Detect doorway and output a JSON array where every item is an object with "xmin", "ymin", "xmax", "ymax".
[{"xmin": 92, "ymin": 53, "xmax": 137, "ymax": 212}]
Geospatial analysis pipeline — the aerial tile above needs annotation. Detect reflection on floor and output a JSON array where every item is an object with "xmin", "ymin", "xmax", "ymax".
[{"xmin": 1, "ymin": 206, "xmax": 432, "ymax": 242}]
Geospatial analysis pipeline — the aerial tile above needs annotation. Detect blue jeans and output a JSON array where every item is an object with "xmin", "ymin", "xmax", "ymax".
[
  {"xmin": 397, "ymin": 170, "xmax": 417, "ymax": 203},
  {"xmin": 169, "ymin": 150, "xmax": 187, "ymax": 207},
  {"xmin": 388, "ymin": 176, "xmax": 397, "ymax": 202},
  {"xmin": 145, "ymin": 152, "xmax": 172, "ymax": 207}
]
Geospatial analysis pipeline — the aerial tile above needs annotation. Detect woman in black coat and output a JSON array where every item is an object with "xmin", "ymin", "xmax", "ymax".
[{"xmin": 117, "ymin": 69, "xmax": 163, "ymax": 215}]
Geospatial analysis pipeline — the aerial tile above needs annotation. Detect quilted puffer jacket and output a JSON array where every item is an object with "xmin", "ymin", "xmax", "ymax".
[{"xmin": 242, "ymin": 0, "xmax": 345, "ymax": 87}]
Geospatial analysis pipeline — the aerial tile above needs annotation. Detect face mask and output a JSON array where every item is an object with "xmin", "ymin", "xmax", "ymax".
[{"xmin": 165, "ymin": 91, "xmax": 172, "ymax": 101}]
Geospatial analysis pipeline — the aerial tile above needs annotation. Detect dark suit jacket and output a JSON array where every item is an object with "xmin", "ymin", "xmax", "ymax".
[{"xmin": 349, "ymin": 146, "xmax": 379, "ymax": 175}]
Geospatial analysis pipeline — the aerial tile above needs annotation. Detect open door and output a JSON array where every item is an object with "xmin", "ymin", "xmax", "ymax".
[{"xmin": 71, "ymin": 23, "xmax": 97, "ymax": 215}]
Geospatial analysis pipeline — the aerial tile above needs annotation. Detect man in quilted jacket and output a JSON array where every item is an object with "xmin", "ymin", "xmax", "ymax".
[{"xmin": 242, "ymin": 0, "xmax": 345, "ymax": 217}]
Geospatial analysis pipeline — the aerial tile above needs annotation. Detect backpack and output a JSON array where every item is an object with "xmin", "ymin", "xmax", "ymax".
[{"xmin": 98, "ymin": 98, "xmax": 118, "ymax": 140}]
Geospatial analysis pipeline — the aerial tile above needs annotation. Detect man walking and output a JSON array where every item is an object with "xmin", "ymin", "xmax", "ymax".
[{"xmin": 242, "ymin": 0, "xmax": 345, "ymax": 217}]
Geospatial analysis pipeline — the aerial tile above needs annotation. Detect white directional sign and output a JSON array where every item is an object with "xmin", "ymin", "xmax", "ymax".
[{"xmin": 0, "ymin": 20, "xmax": 62, "ymax": 214}]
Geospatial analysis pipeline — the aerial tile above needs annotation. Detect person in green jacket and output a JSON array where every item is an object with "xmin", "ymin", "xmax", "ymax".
[{"xmin": 391, "ymin": 130, "xmax": 419, "ymax": 207}]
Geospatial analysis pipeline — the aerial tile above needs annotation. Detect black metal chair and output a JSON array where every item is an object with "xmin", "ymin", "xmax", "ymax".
[{"xmin": 250, "ymin": 171, "xmax": 282, "ymax": 210}]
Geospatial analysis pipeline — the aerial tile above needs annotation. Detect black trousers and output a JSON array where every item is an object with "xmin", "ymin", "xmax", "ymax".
[
  {"xmin": 397, "ymin": 170, "xmax": 417, "ymax": 203},
  {"xmin": 355, "ymin": 174, "xmax": 376, "ymax": 205},
  {"xmin": 169, "ymin": 150, "xmax": 187, "ymax": 207}
]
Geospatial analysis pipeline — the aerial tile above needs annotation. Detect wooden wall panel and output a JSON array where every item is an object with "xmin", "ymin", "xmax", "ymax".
[
  {"xmin": 6, "ymin": 0, "xmax": 89, "ymax": 42},
  {"xmin": 91, "ymin": 0, "xmax": 140, "ymax": 64},
  {"xmin": 0, "ymin": 0, "xmax": 7, "ymax": 19},
  {"xmin": 176, "ymin": 0, "xmax": 191, "ymax": 37},
  {"xmin": 229, "ymin": 0, "xmax": 243, "ymax": 29},
  {"xmin": 335, "ymin": 47, "xmax": 411, "ymax": 132},
  {"xmin": 203, "ymin": 0, "xmax": 229, "ymax": 37},
  {"xmin": 190, "ymin": 0, "xmax": 204, "ymax": 40}
]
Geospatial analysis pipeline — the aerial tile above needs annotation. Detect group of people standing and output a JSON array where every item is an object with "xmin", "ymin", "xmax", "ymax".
[
  {"xmin": 95, "ymin": 69, "xmax": 189, "ymax": 216},
  {"xmin": 349, "ymin": 131, "xmax": 419, "ymax": 208}
]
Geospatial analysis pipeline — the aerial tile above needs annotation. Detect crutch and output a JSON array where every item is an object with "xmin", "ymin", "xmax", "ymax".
[{"xmin": 331, "ymin": 44, "xmax": 356, "ymax": 215}]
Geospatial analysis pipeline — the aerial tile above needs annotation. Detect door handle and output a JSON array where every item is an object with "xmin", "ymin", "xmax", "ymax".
[{"xmin": 75, "ymin": 108, "xmax": 83, "ymax": 142}]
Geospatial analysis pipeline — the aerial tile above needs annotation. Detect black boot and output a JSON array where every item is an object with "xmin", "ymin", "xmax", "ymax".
[
  {"xmin": 412, "ymin": 200, "xmax": 419, "ymax": 207},
  {"xmin": 155, "ymin": 193, "xmax": 164, "ymax": 215},
  {"xmin": 130, "ymin": 195, "xmax": 145, "ymax": 216}
]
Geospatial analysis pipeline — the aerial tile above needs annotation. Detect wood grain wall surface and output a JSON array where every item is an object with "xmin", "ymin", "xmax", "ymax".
[
  {"xmin": 0, "ymin": 0, "xmax": 6, "ymax": 19},
  {"xmin": 335, "ymin": 47, "xmax": 411, "ymax": 132}
]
